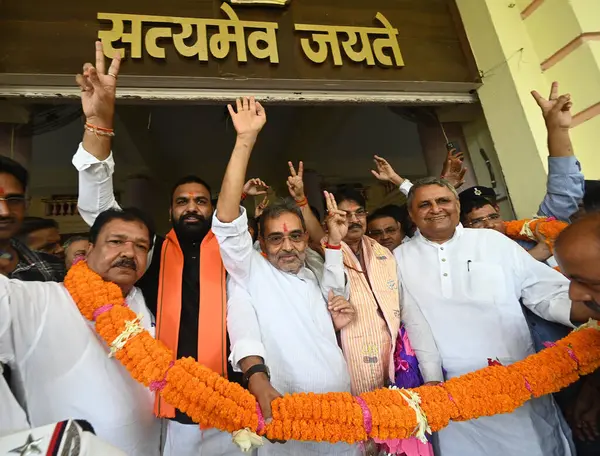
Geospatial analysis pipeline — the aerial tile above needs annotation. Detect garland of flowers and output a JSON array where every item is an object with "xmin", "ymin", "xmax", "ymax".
[
  {"xmin": 64, "ymin": 261, "xmax": 600, "ymax": 445},
  {"xmin": 504, "ymin": 217, "xmax": 568, "ymax": 253}
]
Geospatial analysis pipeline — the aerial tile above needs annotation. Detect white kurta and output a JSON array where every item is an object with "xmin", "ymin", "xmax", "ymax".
[
  {"xmin": 395, "ymin": 225, "xmax": 574, "ymax": 456},
  {"xmin": 213, "ymin": 208, "xmax": 358, "ymax": 456},
  {"xmin": 0, "ymin": 276, "xmax": 161, "ymax": 455},
  {"xmin": 0, "ymin": 361, "xmax": 29, "ymax": 437}
]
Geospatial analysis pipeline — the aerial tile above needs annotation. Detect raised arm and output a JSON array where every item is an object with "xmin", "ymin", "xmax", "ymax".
[
  {"xmin": 286, "ymin": 161, "xmax": 327, "ymax": 244},
  {"xmin": 216, "ymin": 97, "xmax": 266, "ymax": 223},
  {"xmin": 73, "ymin": 41, "xmax": 122, "ymax": 226},
  {"xmin": 371, "ymin": 155, "xmax": 413, "ymax": 196},
  {"xmin": 319, "ymin": 191, "xmax": 350, "ymax": 299},
  {"xmin": 532, "ymin": 82, "xmax": 584, "ymax": 221},
  {"xmin": 212, "ymin": 98, "xmax": 266, "ymax": 281}
]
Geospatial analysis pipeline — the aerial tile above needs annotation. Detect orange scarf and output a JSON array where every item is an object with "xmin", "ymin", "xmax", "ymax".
[{"xmin": 153, "ymin": 229, "xmax": 227, "ymax": 418}]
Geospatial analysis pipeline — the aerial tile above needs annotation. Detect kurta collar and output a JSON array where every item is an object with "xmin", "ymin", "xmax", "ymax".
[{"xmin": 415, "ymin": 223, "xmax": 464, "ymax": 249}]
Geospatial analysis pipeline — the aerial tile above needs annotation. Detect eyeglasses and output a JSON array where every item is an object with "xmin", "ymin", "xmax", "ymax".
[
  {"xmin": 368, "ymin": 227, "xmax": 399, "ymax": 238},
  {"xmin": 265, "ymin": 232, "xmax": 306, "ymax": 245},
  {"xmin": 345, "ymin": 209, "xmax": 368, "ymax": 220},
  {"xmin": 0, "ymin": 195, "xmax": 27, "ymax": 209},
  {"xmin": 469, "ymin": 213, "xmax": 501, "ymax": 228}
]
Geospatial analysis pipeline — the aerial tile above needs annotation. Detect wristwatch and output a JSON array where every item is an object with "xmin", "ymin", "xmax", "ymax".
[{"xmin": 243, "ymin": 364, "xmax": 270, "ymax": 387}]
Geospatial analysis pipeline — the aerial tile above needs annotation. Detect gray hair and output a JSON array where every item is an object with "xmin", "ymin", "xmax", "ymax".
[
  {"xmin": 406, "ymin": 177, "xmax": 459, "ymax": 209},
  {"xmin": 259, "ymin": 198, "xmax": 307, "ymax": 237},
  {"xmin": 63, "ymin": 234, "xmax": 89, "ymax": 250}
]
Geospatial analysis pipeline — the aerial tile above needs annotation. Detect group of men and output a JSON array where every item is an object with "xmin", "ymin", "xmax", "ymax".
[{"xmin": 1, "ymin": 41, "xmax": 600, "ymax": 456}]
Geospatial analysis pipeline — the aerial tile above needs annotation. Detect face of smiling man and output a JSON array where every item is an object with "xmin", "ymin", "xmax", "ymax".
[{"xmin": 409, "ymin": 184, "xmax": 460, "ymax": 244}]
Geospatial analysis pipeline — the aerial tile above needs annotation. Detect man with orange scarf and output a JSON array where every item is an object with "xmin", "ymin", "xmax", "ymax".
[
  {"xmin": 71, "ymin": 42, "xmax": 266, "ymax": 455},
  {"xmin": 286, "ymin": 164, "xmax": 433, "ymax": 456}
]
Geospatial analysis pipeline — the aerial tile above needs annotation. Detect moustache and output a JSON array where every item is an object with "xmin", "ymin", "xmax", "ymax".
[
  {"xmin": 583, "ymin": 300, "xmax": 600, "ymax": 314},
  {"xmin": 349, "ymin": 223, "xmax": 363, "ymax": 230},
  {"xmin": 112, "ymin": 257, "xmax": 137, "ymax": 271},
  {"xmin": 0, "ymin": 217, "xmax": 16, "ymax": 224},
  {"xmin": 182, "ymin": 213, "xmax": 207, "ymax": 223},
  {"xmin": 278, "ymin": 250, "xmax": 300, "ymax": 259}
]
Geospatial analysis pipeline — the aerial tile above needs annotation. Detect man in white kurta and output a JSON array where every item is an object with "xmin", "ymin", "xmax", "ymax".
[
  {"xmin": 213, "ymin": 206, "xmax": 356, "ymax": 456},
  {"xmin": 0, "ymin": 210, "xmax": 161, "ymax": 455},
  {"xmin": 396, "ymin": 177, "xmax": 578, "ymax": 456},
  {"xmin": 213, "ymin": 96, "xmax": 357, "ymax": 455}
]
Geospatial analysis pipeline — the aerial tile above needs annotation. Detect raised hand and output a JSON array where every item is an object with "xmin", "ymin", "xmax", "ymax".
[
  {"xmin": 227, "ymin": 96, "xmax": 267, "ymax": 139},
  {"xmin": 531, "ymin": 81, "xmax": 572, "ymax": 130},
  {"xmin": 371, "ymin": 155, "xmax": 404, "ymax": 186},
  {"xmin": 441, "ymin": 149, "xmax": 468, "ymax": 189},
  {"xmin": 287, "ymin": 161, "xmax": 305, "ymax": 201},
  {"xmin": 243, "ymin": 178, "xmax": 269, "ymax": 197},
  {"xmin": 255, "ymin": 195, "xmax": 269, "ymax": 218},
  {"xmin": 75, "ymin": 41, "xmax": 121, "ymax": 129},
  {"xmin": 328, "ymin": 290, "xmax": 356, "ymax": 331},
  {"xmin": 324, "ymin": 191, "xmax": 347, "ymax": 246}
]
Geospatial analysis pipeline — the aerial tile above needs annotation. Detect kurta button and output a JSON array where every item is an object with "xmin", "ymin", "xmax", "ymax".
[
  {"xmin": 443, "ymin": 273, "xmax": 448, "ymax": 277},
  {"xmin": 440, "ymin": 247, "xmax": 444, "ymax": 251},
  {"xmin": 442, "ymin": 258, "xmax": 446, "ymax": 262}
]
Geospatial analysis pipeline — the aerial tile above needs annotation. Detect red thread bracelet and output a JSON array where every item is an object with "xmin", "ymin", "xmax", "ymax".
[
  {"xmin": 295, "ymin": 197, "xmax": 308, "ymax": 207},
  {"xmin": 85, "ymin": 122, "xmax": 114, "ymax": 133},
  {"xmin": 325, "ymin": 243, "xmax": 342, "ymax": 250}
]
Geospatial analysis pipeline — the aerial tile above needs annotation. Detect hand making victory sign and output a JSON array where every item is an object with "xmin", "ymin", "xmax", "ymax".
[
  {"xmin": 286, "ymin": 161, "xmax": 306, "ymax": 202},
  {"xmin": 76, "ymin": 41, "xmax": 121, "ymax": 130},
  {"xmin": 323, "ymin": 190, "xmax": 347, "ymax": 246},
  {"xmin": 531, "ymin": 81, "xmax": 572, "ymax": 131}
]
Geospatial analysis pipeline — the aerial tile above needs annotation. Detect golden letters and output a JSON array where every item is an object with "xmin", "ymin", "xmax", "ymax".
[{"xmin": 97, "ymin": 4, "xmax": 404, "ymax": 68}]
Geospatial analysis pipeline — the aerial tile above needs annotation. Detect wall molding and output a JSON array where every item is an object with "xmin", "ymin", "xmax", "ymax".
[{"xmin": 541, "ymin": 32, "xmax": 600, "ymax": 71}]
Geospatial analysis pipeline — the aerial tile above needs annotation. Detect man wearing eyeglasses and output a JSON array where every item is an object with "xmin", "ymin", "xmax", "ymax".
[
  {"xmin": 366, "ymin": 205, "xmax": 412, "ymax": 252},
  {"xmin": 0, "ymin": 156, "xmax": 65, "ymax": 282},
  {"xmin": 213, "ymin": 97, "xmax": 357, "ymax": 455},
  {"xmin": 460, "ymin": 82, "xmax": 583, "ymax": 262}
]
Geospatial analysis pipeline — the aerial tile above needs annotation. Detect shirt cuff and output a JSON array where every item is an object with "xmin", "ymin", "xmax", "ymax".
[
  {"xmin": 399, "ymin": 179, "xmax": 413, "ymax": 196},
  {"xmin": 547, "ymin": 155, "xmax": 581, "ymax": 175},
  {"xmin": 324, "ymin": 248, "xmax": 343, "ymax": 264},
  {"xmin": 419, "ymin": 362, "xmax": 444, "ymax": 383},
  {"xmin": 230, "ymin": 339, "xmax": 267, "ymax": 373},
  {"xmin": 72, "ymin": 142, "xmax": 115, "ymax": 172},
  {"xmin": 212, "ymin": 207, "xmax": 248, "ymax": 237},
  {"xmin": 550, "ymin": 297, "xmax": 576, "ymax": 328}
]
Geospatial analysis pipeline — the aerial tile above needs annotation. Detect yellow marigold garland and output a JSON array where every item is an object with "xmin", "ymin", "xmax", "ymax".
[{"xmin": 64, "ymin": 261, "xmax": 600, "ymax": 444}]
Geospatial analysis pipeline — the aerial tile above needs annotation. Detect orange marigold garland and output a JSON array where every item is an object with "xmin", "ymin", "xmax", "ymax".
[
  {"xmin": 504, "ymin": 217, "xmax": 568, "ymax": 253},
  {"xmin": 64, "ymin": 261, "xmax": 600, "ymax": 446}
]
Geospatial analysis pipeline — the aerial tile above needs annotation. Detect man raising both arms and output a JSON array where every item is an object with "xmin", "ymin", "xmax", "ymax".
[{"xmin": 72, "ymin": 41, "xmax": 266, "ymax": 455}]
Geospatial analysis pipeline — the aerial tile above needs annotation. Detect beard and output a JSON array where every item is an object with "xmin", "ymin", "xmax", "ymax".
[{"xmin": 173, "ymin": 212, "xmax": 212, "ymax": 242}]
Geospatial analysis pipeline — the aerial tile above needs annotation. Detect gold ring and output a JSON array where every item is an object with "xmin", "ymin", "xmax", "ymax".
[{"xmin": 108, "ymin": 72, "xmax": 117, "ymax": 79}]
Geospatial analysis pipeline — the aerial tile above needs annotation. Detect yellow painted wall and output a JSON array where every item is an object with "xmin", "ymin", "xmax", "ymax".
[{"xmin": 458, "ymin": 0, "xmax": 600, "ymax": 215}]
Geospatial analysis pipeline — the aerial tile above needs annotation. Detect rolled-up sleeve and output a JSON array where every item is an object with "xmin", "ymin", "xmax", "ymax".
[
  {"xmin": 538, "ymin": 156, "xmax": 584, "ymax": 221},
  {"xmin": 227, "ymin": 278, "xmax": 266, "ymax": 371},
  {"xmin": 212, "ymin": 207, "xmax": 253, "ymax": 283},
  {"xmin": 72, "ymin": 143, "xmax": 121, "ymax": 227}
]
